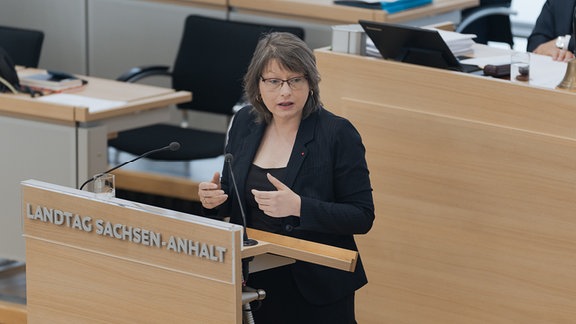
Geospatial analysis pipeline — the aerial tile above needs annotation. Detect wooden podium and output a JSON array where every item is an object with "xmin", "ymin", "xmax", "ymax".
[{"xmin": 21, "ymin": 179, "xmax": 357, "ymax": 323}]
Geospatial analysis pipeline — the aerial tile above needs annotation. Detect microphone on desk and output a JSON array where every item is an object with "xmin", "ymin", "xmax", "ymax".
[
  {"xmin": 79, "ymin": 141, "xmax": 181, "ymax": 191},
  {"xmin": 224, "ymin": 153, "xmax": 258, "ymax": 247}
]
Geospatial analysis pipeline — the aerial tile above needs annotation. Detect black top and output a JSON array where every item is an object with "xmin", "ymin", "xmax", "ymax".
[{"xmin": 246, "ymin": 164, "xmax": 286, "ymax": 232}]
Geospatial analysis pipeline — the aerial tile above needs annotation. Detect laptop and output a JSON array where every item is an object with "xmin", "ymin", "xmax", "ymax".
[{"xmin": 359, "ymin": 20, "xmax": 481, "ymax": 73}]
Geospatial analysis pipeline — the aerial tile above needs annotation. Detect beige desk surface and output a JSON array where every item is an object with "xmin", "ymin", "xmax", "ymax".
[
  {"xmin": 0, "ymin": 70, "xmax": 191, "ymax": 124},
  {"xmin": 151, "ymin": 0, "xmax": 228, "ymax": 7},
  {"xmin": 229, "ymin": 0, "xmax": 479, "ymax": 24}
]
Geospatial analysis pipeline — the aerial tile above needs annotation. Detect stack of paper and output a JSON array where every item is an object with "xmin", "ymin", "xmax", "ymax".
[
  {"xmin": 20, "ymin": 71, "xmax": 84, "ymax": 92},
  {"xmin": 426, "ymin": 28, "xmax": 477, "ymax": 56},
  {"xmin": 365, "ymin": 38, "xmax": 382, "ymax": 58},
  {"xmin": 364, "ymin": 28, "xmax": 477, "ymax": 58}
]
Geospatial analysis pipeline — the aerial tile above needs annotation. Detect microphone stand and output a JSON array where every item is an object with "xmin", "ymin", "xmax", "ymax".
[
  {"xmin": 224, "ymin": 154, "xmax": 258, "ymax": 247},
  {"xmin": 79, "ymin": 142, "xmax": 181, "ymax": 191},
  {"xmin": 224, "ymin": 154, "xmax": 264, "ymax": 323}
]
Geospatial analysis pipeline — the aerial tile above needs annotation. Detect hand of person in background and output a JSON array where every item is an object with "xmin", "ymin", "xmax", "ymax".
[
  {"xmin": 198, "ymin": 172, "xmax": 228, "ymax": 209},
  {"xmin": 251, "ymin": 173, "xmax": 301, "ymax": 217},
  {"xmin": 533, "ymin": 39, "xmax": 575, "ymax": 61}
]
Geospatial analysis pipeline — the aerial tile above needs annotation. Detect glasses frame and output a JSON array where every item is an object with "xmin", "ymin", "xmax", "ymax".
[{"xmin": 260, "ymin": 75, "xmax": 308, "ymax": 91}]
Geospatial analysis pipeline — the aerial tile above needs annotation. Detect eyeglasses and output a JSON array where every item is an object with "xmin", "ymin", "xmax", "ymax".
[{"xmin": 260, "ymin": 76, "xmax": 308, "ymax": 91}]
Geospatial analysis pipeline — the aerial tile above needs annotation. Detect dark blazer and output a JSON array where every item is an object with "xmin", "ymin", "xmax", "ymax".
[
  {"xmin": 527, "ymin": 0, "xmax": 576, "ymax": 52},
  {"xmin": 210, "ymin": 105, "xmax": 375, "ymax": 305}
]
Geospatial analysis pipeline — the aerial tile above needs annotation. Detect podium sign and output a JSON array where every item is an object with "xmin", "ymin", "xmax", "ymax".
[{"xmin": 22, "ymin": 179, "xmax": 244, "ymax": 323}]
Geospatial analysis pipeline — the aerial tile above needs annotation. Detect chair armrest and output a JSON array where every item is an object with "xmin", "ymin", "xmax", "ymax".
[
  {"xmin": 456, "ymin": 7, "xmax": 518, "ymax": 33},
  {"xmin": 116, "ymin": 65, "xmax": 171, "ymax": 83}
]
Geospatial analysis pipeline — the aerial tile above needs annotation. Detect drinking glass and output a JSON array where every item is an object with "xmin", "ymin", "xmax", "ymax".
[{"xmin": 510, "ymin": 52, "xmax": 530, "ymax": 83}]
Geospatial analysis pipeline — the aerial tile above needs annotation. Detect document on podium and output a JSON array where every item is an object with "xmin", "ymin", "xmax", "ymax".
[{"xmin": 37, "ymin": 93, "xmax": 127, "ymax": 112}]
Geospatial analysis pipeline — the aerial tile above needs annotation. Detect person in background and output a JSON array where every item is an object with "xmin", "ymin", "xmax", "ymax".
[
  {"xmin": 197, "ymin": 32, "xmax": 375, "ymax": 323},
  {"xmin": 527, "ymin": 0, "xmax": 576, "ymax": 61}
]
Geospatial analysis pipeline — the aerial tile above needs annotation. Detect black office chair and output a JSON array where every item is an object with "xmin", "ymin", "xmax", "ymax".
[
  {"xmin": 108, "ymin": 15, "xmax": 305, "ymax": 167},
  {"xmin": 0, "ymin": 25, "xmax": 44, "ymax": 68},
  {"xmin": 458, "ymin": 0, "xmax": 517, "ymax": 48}
]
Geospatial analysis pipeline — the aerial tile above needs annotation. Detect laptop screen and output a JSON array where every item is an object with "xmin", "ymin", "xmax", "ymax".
[{"xmin": 359, "ymin": 20, "xmax": 464, "ymax": 71}]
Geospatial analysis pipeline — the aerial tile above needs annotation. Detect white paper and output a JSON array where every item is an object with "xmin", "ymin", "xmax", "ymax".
[
  {"xmin": 461, "ymin": 53, "xmax": 567, "ymax": 89},
  {"xmin": 528, "ymin": 54, "xmax": 567, "ymax": 89},
  {"xmin": 37, "ymin": 93, "xmax": 127, "ymax": 112},
  {"xmin": 428, "ymin": 28, "xmax": 477, "ymax": 56}
]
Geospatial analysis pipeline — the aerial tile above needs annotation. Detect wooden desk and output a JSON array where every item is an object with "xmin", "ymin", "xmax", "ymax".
[
  {"xmin": 0, "ymin": 301, "xmax": 26, "ymax": 324},
  {"xmin": 230, "ymin": 0, "xmax": 478, "ymax": 24},
  {"xmin": 0, "ymin": 74, "xmax": 191, "ymax": 261},
  {"xmin": 230, "ymin": 0, "xmax": 478, "ymax": 51},
  {"xmin": 315, "ymin": 47, "xmax": 576, "ymax": 323}
]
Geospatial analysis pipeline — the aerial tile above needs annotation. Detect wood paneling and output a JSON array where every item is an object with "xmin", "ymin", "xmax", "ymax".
[{"xmin": 316, "ymin": 48, "xmax": 576, "ymax": 323}]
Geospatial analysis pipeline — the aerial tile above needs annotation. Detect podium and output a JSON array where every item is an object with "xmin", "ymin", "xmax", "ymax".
[{"xmin": 21, "ymin": 179, "xmax": 357, "ymax": 323}]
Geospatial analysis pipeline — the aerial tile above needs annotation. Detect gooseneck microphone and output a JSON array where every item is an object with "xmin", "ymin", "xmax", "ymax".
[
  {"xmin": 224, "ymin": 153, "xmax": 258, "ymax": 247},
  {"xmin": 79, "ymin": 141, "xmax": 181, "ymax": 191}
]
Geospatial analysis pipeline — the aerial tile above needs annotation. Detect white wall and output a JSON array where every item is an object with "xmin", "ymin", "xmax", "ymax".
[
  {"xmin": 511, "ymin": 0, "xmax": 547, "ymax": 37},
  {"xmin": 0, "ymin": 0, "xmax": 551, "ymax": 75},
  {"xmin": 88, "ymin": 0, "xmax": 226, "ymax": 79},
  {"xmin": 0, "ymin": 0, "xmax": 227, "ymax": 77},
  {"xmin": 0, "ymin": 0, "xmax": 87, "ymax": 74}
]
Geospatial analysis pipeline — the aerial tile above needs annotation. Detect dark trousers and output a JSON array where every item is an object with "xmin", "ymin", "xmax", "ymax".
[{"xmin": 248, "ymin": 265, "xmax": 357, "ymax": 324}]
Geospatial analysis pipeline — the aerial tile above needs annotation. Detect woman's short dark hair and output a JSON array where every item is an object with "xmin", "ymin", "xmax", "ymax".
[{"xmin": 243, "ymin": 32, "xmax": 321, "ymax": 124}]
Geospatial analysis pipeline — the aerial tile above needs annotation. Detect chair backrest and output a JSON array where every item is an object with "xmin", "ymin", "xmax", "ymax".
[
  {"xmin": 0, "ymin": 25, "xmax": 45, "ymax": 68},
  {"xmin": 459, "ymin": 0, "xmax": 514, "ymax": 47},
  {"xmin": 171, "ymin": 15, "xmax": 305, "ymax": 116}
]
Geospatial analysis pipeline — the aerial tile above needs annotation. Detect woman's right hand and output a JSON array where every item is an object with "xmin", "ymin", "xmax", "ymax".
[{"xmin": 198, "ymin": 172, "xmax": 228, "ymax": 209}]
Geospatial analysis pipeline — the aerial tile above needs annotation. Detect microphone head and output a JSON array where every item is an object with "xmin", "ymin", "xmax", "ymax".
[
  {"xmin": 224, "ymin": 153, "xmax": 233, "ymax": 163},
  {"xmin": 169, "ymin": 142, "xmax": 181, "ymax": 151}
]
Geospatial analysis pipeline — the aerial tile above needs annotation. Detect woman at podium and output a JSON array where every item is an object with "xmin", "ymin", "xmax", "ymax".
[{"xmin": 198, "ymin": 32, "xmax": 375, "ymax": 323}]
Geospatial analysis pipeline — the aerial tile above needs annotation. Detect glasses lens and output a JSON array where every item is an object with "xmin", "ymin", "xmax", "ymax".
[
  {"xmin": 263, "ymin": 79, "xmax": 282, "ymax": 89},
  {"xmin": 261, "ymin": 76, "xmax": 307, "ymax": 91},
  {"xmin": 287, "ymin": 77, "xmax": 306, "ymax": 90}
]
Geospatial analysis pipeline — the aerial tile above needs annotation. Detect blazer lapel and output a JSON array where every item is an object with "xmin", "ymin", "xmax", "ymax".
[
  {"xmin": 235, "ymin": 121, "xmax": 265, "ymax": 201},
  {"xmin": 283, "ymin": 111, "xmax": 318, "ymax": 188}
]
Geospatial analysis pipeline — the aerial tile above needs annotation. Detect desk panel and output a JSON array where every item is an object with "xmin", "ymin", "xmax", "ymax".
[
  {"xmin": 316, "ymin": 48, "xmax": 576, "ymax": 323},
  {"xmin": 0, "ymin": 116, "xmax": 76, "ymax": 260}
]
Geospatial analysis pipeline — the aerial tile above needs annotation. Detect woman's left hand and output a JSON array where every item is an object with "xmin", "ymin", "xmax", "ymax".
[{"xmin": 251, "ymin": 173, "xmax": 301, "ymax": 217}]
